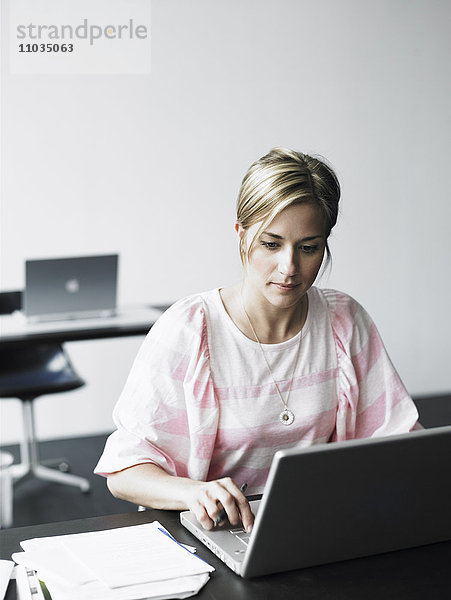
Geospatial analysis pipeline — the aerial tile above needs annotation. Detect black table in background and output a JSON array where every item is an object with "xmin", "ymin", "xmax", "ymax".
[
  {"xmin": 0, "ymin": 305, "xmax": 168, "ymax": 345},
  {"xmin": 1, "ymin": 509, "xmax": 450, "ymax": 600}
]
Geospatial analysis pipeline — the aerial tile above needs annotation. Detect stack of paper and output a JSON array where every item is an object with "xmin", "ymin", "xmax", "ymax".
[
  {"xmin": 0, "ymin": 560, "xmax": 15, "ymax": 600},
  {"xmin": 11, "ymin": 521, "xmax": 214, "ymax": 600}
]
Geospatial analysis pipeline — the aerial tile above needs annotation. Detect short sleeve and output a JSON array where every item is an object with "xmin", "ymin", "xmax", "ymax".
[
  {"xmin": 323, "ymin": 290, "xmax": 420, "ymax": 441},
  {"xmin": 94, "ymin": 295, "xmax": 219, "ymax": 481}
]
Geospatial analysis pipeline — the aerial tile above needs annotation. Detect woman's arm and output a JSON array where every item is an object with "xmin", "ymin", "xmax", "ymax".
[{"xmin": 107, "ymin": 463, "xmax": 254, "ymax": 533}]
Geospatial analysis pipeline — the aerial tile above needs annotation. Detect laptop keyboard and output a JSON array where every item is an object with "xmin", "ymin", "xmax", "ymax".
[{"xmin": 229, "ymin": 528, "xmax": 251, "ymax": 546}]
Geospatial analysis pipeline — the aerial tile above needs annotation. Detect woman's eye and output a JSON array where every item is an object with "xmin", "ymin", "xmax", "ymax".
[
  {"xmin": 301, "ymin": 245, "xmax": 319, "ymax": 254},
  {"xmin": 260, "ymin": 241, "xmax": 320, "ymax": 253},
  {"xmin": 261, "ymin": 241, "xmax": 279, "ymax": 250}
]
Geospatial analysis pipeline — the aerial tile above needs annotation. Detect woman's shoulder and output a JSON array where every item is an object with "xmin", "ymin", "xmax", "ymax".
[
  {"xmin": 312, "ymin": 287, "xmax": 373, "ymax": 341},
  {"xmin": 150, "ymin": 288, "xmax": 219, "ymax": 340},
  {"xmin": 313, "ymin": 287, "xmax": 361, "ymax": 315},
  {"xmin": 134, "ymin": 290, "xmax": 219, "ymax": 366}
]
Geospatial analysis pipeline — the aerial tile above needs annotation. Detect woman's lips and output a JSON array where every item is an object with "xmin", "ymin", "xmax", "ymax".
[{"xmin": 272, "ymin": 282, "xmax": 299, "ymax": 291}]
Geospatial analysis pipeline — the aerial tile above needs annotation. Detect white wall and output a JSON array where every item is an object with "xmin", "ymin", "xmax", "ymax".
[{"xmin": 1, "ymin": 0, "xmax": 450, "ymax": 445}]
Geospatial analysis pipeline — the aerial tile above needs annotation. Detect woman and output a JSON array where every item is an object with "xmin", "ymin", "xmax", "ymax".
[{"xmin": 95, "ymin": 148, "xmax": 419, "ymax": 535}]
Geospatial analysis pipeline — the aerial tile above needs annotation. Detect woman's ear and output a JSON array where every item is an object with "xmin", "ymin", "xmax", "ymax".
[{"xmin": 235, "ymin": 222, "xmax": 247, "ymax": 255}]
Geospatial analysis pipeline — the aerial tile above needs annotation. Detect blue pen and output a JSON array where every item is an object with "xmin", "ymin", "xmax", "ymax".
[{"xmin": 214, "ymin": 482, "xmax": 248, "ymax": 527}]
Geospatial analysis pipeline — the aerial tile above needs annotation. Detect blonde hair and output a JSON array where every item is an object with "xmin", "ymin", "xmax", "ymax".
[{"xmin": 236, "ymin": 147, "xmax": 340, "ymax": 264}]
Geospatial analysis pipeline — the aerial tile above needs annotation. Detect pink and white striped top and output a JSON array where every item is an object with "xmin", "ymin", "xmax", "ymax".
[{"xmin": 95, "ymin": 287, "xmax": 419, "ymax": 494}]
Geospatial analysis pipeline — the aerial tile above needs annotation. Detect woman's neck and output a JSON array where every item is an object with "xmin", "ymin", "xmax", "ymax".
[{"xmin": 220, "ymin": 282, "xmax": 308, "ymax": 344}]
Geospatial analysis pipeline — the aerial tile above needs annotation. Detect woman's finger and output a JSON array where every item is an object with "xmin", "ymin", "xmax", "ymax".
[{"xmin": 189, "ymin": 478, "xmax": 255, "ymax": 532}]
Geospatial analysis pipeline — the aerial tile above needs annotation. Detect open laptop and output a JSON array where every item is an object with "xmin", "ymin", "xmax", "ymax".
[
  {"xmin": 180, "ymin": 426, "xmax": 451, "ymax": 578},
  {"xmin": 24, "ymin": 254, "xmax": 118, "ymax": 322}
]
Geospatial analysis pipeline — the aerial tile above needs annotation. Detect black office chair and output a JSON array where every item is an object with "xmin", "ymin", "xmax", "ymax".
[{"xmin": 0, "ymin": 291, "xmax": 90, "ymax": 492}]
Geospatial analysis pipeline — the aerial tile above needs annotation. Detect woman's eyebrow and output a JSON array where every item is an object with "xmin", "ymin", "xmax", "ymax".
[{"xmin": 261, "ymin": 231, "xmax": 325, "ymax": 242}]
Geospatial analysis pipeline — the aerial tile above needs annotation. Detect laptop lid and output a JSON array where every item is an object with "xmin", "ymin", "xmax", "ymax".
[
  {"xmin": 180, "ymin": 426, "xmax": 451, "ymax": 578},
  {"xmin": 24, "ymin": 254, "xmax": 118, "ymax": 321}
]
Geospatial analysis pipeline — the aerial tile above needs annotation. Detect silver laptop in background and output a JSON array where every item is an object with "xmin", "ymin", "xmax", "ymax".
[
  {"xmin": 24, "ymin": 254, "xmax": 118, "ymax": 322},
  {"xmin": 180, "ymin": 426, "xmax": 451, "ymax": 578}
]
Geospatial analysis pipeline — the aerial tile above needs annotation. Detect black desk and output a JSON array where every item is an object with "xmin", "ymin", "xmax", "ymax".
[
  {"xmin": 0, "ymin": 306, "xmax": 166, "ymax": 344},
  {"xmin": 1, "ymin": 510, "xmax": 450, "ymax": 600}
]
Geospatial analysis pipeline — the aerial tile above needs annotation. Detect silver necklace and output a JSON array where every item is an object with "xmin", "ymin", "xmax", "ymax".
[{"xmin": 241, "ymin": 293, "xmax": 305, "ymax": 426}]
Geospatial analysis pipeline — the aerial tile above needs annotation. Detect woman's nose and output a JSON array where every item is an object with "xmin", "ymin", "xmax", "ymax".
[{"xmin": 278, "ymin": 249, "xmax": 298, "ymax": 276}]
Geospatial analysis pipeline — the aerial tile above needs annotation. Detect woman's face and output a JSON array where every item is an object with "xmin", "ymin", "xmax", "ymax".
[{"xmin": 237, "ymin": 203, "xmax": 326, "ymax": 310}]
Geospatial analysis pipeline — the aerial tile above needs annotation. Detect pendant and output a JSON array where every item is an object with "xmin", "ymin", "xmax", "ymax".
[{"xmin": 279, "ymin": 409, "xmax": 295, "ymax": 426}]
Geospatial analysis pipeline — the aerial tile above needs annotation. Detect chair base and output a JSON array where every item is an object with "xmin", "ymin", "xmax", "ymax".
[
  {"xmin": 11, "ymin": 462, "xmax": 90, "ymax": 492},
  {"xmin": 12, "ymin": 399, "xmax": 91, "ymax": 493}
]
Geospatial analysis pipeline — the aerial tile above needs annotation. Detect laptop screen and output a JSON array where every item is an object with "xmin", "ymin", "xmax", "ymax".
[{"xmin": 24, "ymin": 254, "xmax": 118, "ymax": 321}]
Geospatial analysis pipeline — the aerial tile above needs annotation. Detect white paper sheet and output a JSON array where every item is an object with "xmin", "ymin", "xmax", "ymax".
[
  {"xmin": 14, "ymin": 521, "xmax": 214, "ymax": 599},
  {"xmin": 0, "ymin": 560, "xmax": 14, "ymax": 600},
  {"xmin": 60, "ymin": 522, "xmax": 213, "ymax": 588},
  {"xmin": 43, "ymin": 572, "xmax": 211, "ymax": 600}
]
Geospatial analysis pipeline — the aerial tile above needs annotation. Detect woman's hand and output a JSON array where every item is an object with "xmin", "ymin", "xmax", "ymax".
[
  {"xmin": 107, "ymin": 464, "xmax": 254, "ymax": 533},
  {"xmin": 186, "ymin": 477, "xmax": 254, "ymax": 533}
]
